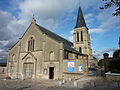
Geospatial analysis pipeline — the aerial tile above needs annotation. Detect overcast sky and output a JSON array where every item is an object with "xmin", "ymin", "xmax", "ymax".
[{"xmin": 0, "ymin": 0, "xmax": 120, "ymax": 63}]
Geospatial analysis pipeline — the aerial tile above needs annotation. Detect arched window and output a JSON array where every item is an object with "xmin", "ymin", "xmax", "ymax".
[
  {"xmin": 79, "ymin": 47, "xmax": 82, "ymax": 53},
  {"xmin": 76, "ymin": 32, "xmax": 79, "ymax": 42},
  {"xmin": 50, "ymin": 51, "xmax": 55, "ymax": 60},
  {"xmin": 10, "ymin": 54, "xmax": 15, "ymax": 73},
  {"xmin": 28, "ymin": 37, "xmax": 35, "ymax": 51},
  {"xmin": 12, "ymin": 54, "xmax": 15, "ymax": 62},
  {"xmin": 81, "ymin": 31, "xmax": 83, "ymax": 41}
]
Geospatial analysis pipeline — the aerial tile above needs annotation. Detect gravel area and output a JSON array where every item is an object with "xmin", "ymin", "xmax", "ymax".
[
  {"xmin": 0, "ymin": 79, "xmax": 79, "ymax": 90},
  {"xmin": 0, "ymin": 77, "xmax": 120, "ymax": 90}
]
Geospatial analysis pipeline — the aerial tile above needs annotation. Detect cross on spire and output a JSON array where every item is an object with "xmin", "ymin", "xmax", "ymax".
[
  {"xmin": 31, "ymin": 14, "xmax": 36, "ymax": 24},
  {"xmin": 33, "ymin": 14, "xmax": 35, "ymax": 19},
  {"xmin": 78, "ymin": 0, "xmax": 81, "ymax": 7}
]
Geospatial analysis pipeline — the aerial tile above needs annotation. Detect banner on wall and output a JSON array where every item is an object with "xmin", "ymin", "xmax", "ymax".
[
  {"xmin": 68, "ymin": 61, "xmax": 75, "ymax": 72},
  {"xmin": 78, "ymin": 64, "xmax": 83, "ymax": 71}
]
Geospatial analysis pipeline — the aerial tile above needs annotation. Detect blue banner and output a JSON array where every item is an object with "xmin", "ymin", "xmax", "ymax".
[{"xmin": 68, "ymin": 67, "xmax": 74, "ymax": 72}]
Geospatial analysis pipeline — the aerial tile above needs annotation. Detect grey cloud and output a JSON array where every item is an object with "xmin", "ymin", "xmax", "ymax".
[
  {"xmin": 0, "ymin": 10, "xmax": 26, "ymax": 63},
  {"xmin": 0, "ymin": 11, "xmax": 13, "ymax": 40},
  {"xmin": 0, "ymin": 40, "xmax": 16, "ymax": 63},
  {"xmin": 93, "ymin": 48, "xmax": 117, "ymax": 59}
]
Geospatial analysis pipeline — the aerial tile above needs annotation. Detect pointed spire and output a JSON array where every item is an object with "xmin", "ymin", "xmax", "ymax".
[
  {"xmin": 75, "ymin": 7, "xmax": 88, "ymax": 29},
  {"xmin": 31, "ymin": 14, "xmax": 36, "ymax": 24}
]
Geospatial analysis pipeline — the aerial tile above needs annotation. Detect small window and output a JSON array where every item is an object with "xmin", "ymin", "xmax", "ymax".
[
  {"xmin": 28, "ymin": 37, "xmax": 35, "ymax": 52},
  {"xmin": 50, "ymin": 51, "xmax": 55, "ymax": 60},
  {"xmin": 12, "ymin": 54, "xmax": 15, "ymax": 62},
  {"xmin": 79, "ymin": 47, "xmax": 82, "ymax": 53},
  {"xmin": 81, "ymin": 31, "xmax": 83, "ymax": 41},
  {"xmin": 77, "ymin": 32, "xmax": 79, "ymax": 42}
]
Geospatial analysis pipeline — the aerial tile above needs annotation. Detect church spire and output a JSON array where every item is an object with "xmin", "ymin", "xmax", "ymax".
[{"xmin": 75, "ymin": 7, "xmax": 88, "ymax": 29}]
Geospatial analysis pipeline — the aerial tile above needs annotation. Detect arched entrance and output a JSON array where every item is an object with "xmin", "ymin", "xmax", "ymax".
[
  {"xmin": 48, "ymin": 63, "xmax": 55, "ymax": 79},
  {"xmin": 23, "ymin": 57, "xmax": 34, "ymax": 78},
  {"xmin": 24, "ymin": 62, "xmax": 34, "ymax": 78},
  {"xmin": 49, "ymin": 67, "xmax": 54, "ymax": 79}
]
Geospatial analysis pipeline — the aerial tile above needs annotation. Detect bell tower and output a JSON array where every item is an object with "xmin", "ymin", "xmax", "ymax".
[{"xmin": 73, "ymin": 7, "xmax": 92, "ymax": 56}]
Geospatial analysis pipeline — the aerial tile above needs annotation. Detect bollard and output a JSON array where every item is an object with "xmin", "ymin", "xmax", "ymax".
[
  {"xmin": 74, "ymin": 81, "xmax": 77, "ymax": 87},
  {"xmin": 68, "ymin": 78, "xmax": 72, "ymax": 81},
  {"xmin": 91, "ymin": 81, "xmax": 96, "ymax": 87},
  {"xmin": 58, "ymin": 81, "xmax": 62, "ymax": 86},
  {"xmin": 62, "ymin": 79, "xmax": 65, "ymax": 83}
]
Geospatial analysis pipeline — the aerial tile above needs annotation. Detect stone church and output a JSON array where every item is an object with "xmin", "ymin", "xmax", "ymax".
[{"xmin": 7, "ymin": 7, "xmax": 97, "ymax": 80}]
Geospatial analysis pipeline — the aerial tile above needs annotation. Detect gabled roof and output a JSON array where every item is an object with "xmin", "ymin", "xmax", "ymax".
[
  {"xmin": 75, "ymin": 7, "xmax": 88, "ymax": 29},
  {"xmin": 9, "ymin": 20, "xmax": 82, "ymax": 55},
  {"xmin": 36, "ymin": 24, "xmax": 80, "ymax": 54}
]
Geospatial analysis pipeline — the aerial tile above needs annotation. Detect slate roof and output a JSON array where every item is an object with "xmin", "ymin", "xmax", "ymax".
[
  {"xmin": 75, "ymin": 7, "xmax": 88, "ymax": 29},
  {"xmin": 36, "ymin": 24, "xmax": 81, "ymax": 54}
]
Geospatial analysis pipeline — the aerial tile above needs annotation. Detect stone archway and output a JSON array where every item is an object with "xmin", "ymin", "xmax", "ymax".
[
  {"xmin": 22, "ymin": 52, "xmax": 37, "ymax": 79},
  {"xmin": 24, "ymin": 62, "xmax": 34, "ymax": 78},
  {"xmin": 23, "ymin": 57, "xmax": 34, "ymax": 79}
]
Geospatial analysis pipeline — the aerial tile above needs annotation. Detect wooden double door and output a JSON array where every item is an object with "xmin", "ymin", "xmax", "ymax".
[{"xmin": 24, "ymin": 63, "xmax": 34, "ymax": 78}]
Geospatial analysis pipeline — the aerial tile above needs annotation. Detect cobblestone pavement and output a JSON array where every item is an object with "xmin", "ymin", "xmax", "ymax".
[{"xmin": 0, "ymin": 77, "xmax": 120, "ymax": 90}]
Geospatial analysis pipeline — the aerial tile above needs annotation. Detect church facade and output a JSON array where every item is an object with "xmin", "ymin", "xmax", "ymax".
[{"xmin": 7, "ymin": 7, "xmax": 96, "ymax": 80}]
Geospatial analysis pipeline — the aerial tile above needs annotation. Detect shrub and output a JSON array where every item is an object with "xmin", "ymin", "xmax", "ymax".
[{"xmin": 108, "ymin": 58, "xmax": 120, "ymax": 73}]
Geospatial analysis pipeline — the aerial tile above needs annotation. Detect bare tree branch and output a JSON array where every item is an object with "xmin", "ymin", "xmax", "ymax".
[{"xmin": 100, "ymin": 0, "xmax": 120, "ymax": 16}]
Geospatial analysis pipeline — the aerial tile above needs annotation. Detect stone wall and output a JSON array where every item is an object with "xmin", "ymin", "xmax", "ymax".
[
  {"xmin": 63, "ymin": 73, "xmax": 84, "ymax": 80},
  {"xmin": 106, "ymin": 72, "xmax": 120, "ymax": 81}
]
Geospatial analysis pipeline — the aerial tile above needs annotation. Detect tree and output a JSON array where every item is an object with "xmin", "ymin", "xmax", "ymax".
[
  {"xmin": 108, "ymin": 58, "xmax": 120, "ymax": 73},
  {"xmin": 100, "ymin": 0, "xmax": 120, "ymax": 16}
]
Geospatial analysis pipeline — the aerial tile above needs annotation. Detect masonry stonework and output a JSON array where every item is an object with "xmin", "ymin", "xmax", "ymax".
[{"xmin": 7, "ymin": 7, "xmax": 97, "ymax": 80}]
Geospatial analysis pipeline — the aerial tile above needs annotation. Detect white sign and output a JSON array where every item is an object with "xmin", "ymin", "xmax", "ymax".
[
  {"xmin": 68, "ymin": 61, "xmax": 75, "ymax": 72},
  {"xmin": 68, "ymin": 61, "xmax": 74, "ymax": 67},
  {"xmin": 78, "ymin": 64, "xmax": 83, "ymax": 71}
]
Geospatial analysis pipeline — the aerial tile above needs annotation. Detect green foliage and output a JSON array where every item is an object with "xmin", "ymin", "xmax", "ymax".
[
  {"xmin": 113, "ymin": 49, "xmax": 120, "ymax": 58},
  {"xmin": 108, "ymin": 58, "xmax": 120, "ymax": 73},
  {"xmin": 100, "ymin": 0, "xmax": 120, "ymax": 16},
  {"xmin": 98, "ymin": 60, "xmax": 103, "ymax": 67}
]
